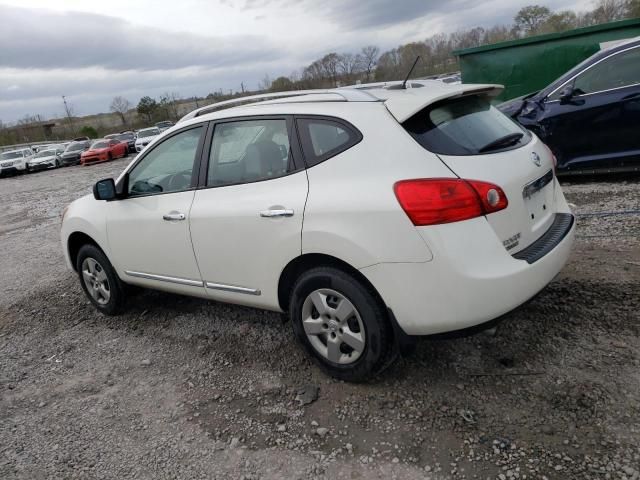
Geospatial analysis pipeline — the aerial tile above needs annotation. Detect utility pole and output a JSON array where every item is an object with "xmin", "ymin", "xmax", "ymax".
[
  {"xmin": 240, "ymin": 82, "xmax": 245, "ymax": 94},
  {"xmin": 62, "ymin": 95, "xmax": 74, "ymax": 136}
]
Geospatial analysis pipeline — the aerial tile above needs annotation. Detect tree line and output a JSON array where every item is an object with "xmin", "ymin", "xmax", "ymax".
[{"xmin": 261, "ymin": 0, "xmax": 640, "ymax": 90}]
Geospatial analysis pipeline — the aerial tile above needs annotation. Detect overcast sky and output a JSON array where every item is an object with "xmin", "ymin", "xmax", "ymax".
[{"xmin": 0, "ymin": 0, "xmax": 593, "ymax": 123}]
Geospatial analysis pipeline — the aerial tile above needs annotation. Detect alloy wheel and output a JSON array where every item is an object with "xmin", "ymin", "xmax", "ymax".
[
  {"xmin": 301, "ymin": 288, "xmax": 366, "ymax": 365},
  {"xmin": 81, "ymin": 257, "xmax": 111, "ymax": 305}
]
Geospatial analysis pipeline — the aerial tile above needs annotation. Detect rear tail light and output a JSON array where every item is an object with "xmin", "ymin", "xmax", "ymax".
[{"xmin": 394, "ymin": 178, "xmax": 508, "ymax": 226}]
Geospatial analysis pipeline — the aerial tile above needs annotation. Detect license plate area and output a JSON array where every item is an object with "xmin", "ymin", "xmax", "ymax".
[{"xmin": 523, "ymin": 170, "xmax": 555, "ymax": 222}]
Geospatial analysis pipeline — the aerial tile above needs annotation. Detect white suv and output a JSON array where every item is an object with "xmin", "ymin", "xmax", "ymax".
[
  {"xmin": 0, "ymin": 148, "xmax": 35, "ymax": 175},
  {"xmin": 61, "ymin": 82, "xmax": 575, "ymax": 381}
]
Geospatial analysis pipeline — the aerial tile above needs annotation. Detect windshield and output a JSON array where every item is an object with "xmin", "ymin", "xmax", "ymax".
[
  {"xmin": 91, "ymin": 141, "xmax": 109, "ymax": 149},
  {"xmin": 156, "ymin": 122, "xmax": 172, "ymax": 128},
  {"xmin": 66, "ymin": 142, "xmax": 85, "ymax": 152},
  {"xmin": 1, "ymin": 151, "xmax": 23, "ymax": 160},
  {"xmin": 138, "ymin": 128, "xmax": 160, "ymax": 138},
  {"xmin": 403, "ymin": 94, "xmax": 529, "ymax": 156},
  {"xmin": 35, "ymin": 149, "xmax": 56, "ymax": 158},
  {"xmin": 117, "ymin": 134, "xmax": 133, "ymax": 141}
]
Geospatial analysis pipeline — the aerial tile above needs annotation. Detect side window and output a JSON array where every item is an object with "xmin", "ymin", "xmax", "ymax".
[
  {"xmin": 570, "ymin": 47, "xmax": 640, "ymax": 96},
  {"xmin": 296, "ymin": 117, "xmax": 361, "ymax": 167},
  {"xmin": 128, "ymin": 126, "xmax": 203, "ymax": 196},
  {"xmin": 207, "ymin": 119, "xmax": 293, "ymax": 187}
]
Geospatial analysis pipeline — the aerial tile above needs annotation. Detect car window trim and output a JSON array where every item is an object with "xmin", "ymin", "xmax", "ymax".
[
  {"xmin": 545, "ymin": 82, "xmax": 640, "ymax": 103},
  {"xmin": 197, "ymin": 115, "xmax": 305, "ymax": 190},
  {"xmin": 294, "ymin": 115, "xmax": 363, "ymax": 168},
  {"xmin": 546, "ymin": 44, "xmax": 640, "ymax": 102},
  {"xmin": 117, "ymin": 122, "xmax": 209, "ymax": 200}
]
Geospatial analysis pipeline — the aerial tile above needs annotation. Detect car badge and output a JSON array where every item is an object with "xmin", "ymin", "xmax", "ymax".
[{"xmin": 531, "ymin": 152, "xmax": 542, "ymax": 167}]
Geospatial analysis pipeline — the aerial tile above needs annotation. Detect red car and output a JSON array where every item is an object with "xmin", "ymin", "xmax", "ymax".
[{"xmin": 80, "ymin": 139, "xmax": 128, "ymax": 165}]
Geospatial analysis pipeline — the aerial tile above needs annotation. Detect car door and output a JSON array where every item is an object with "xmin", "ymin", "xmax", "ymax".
[
  {"xmin": 540, "ymin": 44, "xmax": 640, "ymax": 172},
  {"xmin": 106, "ymin": 124, "xmax": 208, "ymax": 296},
  {"xmin": 189, "ymin": 116, "xmax": 308, "ymax": 310}
]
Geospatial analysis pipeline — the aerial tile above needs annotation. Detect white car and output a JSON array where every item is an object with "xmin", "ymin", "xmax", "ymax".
[
  {"xmin": 0, "ymin": 148, "xmax": 35, "ymax": 175},
  {"xmin": 26, "ymin": 147, "xmax": 65, "ymax": 172},
  {"xmin": 134, "ymin": 127, "xmax": 161, "ymax": 152},
  {"xmin": 61, "ymin": 81, "xmax": 575, "ymax": 381}
]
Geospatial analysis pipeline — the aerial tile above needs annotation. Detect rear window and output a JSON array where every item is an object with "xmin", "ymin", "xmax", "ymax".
[{"xmin": 403, "ymin": 95, "xmax": 529, "ymax": 156}]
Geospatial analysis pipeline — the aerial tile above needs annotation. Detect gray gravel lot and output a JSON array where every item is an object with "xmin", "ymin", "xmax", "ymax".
[{"xmin": 1, "ymin": 161, "xmax": 639, "ymax": 479}]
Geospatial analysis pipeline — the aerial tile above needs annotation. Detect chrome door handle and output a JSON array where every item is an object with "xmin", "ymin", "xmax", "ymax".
[
  {"xmin": 260, "ymin": 209, "xmax": 294, "ymax": 218},
  {"xmin": 163, "ymin": 212, "xmax": 186, "ymax": 221}
]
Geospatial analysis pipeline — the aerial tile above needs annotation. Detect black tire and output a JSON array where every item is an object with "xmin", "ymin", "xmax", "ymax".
[
  {"xmin": 108, "ymin": 153, "xmax": 113, "ymax": 162},
  {"xmin": 289, "ymin": 266, "xmax": 392, "ymax": 382},
  {"xmin": 76, "ymin": 244, "xmax": 126, "ymax": 315},
  {"xmin": 55, "ymin": 159, "xmax": 60, "ymax": 168},
  {"xmin": 123, "ymin": 148, "xmax": 128, "ymax": 158}
]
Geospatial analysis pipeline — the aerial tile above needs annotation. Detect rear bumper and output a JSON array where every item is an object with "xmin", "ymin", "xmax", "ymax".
[{"xmin": 360, "ymin": 211, "xmax": 575, "ymax": 336}]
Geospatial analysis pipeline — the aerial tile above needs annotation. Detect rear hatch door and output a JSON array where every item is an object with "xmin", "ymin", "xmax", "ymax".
[{"xmin": 400, "ymin": 90, "xmax": 557, "ymax": 253}]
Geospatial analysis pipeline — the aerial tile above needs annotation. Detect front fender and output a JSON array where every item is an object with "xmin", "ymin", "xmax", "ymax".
[{"xmin": 60, "ymin": 195, "xmax": 111, "ymax": 270}]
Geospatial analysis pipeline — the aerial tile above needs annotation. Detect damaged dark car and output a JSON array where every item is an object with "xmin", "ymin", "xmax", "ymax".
[{"xmin": 499, "ymin": 37, "xmax": 640, "ymax": 175}]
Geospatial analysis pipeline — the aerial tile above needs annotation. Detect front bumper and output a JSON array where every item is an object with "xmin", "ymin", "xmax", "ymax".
[
  {"xmin": 61, "ymin": 155, "xmax": 81, "ymax": 165},
  {"xmin": 81, "ymin": 155, "xmax": 107, "ymax": 165},
  {"xmin": 360, "ymin": 210, "xmax": 575, "ymax": 336},
  {"xmin": 0, "ymin": 166, "xmax": 21, "ymax": 175},
  {"xmin": 28, "ymin": 161, "xmax": 56, "ymax": 171}
]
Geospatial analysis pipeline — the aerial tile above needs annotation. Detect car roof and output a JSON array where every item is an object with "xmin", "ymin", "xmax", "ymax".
[{"xmin": 178, "ymin": 80, "xmax": 504, "ymax": 126}]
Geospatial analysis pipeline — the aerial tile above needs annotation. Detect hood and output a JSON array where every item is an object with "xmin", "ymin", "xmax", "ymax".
[
  {"xmin": 83, "ymin": 148, "xmax": 108, "ymax": 155},
  {"xmin": 498, "ymin": 91, "xmax": 540, "ymax": 118},
  {"xmin": 135, "ymin": 135, "xmax": 158, "ymax": 143},
  {"xmin": 31, "ymin": 154, "xmax": 57, "ymax": 162}
]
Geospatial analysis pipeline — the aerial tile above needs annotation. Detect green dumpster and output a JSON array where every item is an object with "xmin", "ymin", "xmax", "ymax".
[{"xmin": 453, "ymin": 18, "xmax": 640, "ymax": 102}]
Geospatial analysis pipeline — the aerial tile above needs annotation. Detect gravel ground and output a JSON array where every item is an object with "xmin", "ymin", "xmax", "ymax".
[{"xmin": 0, "ymin": 161, "xmax": 639, "ymax": 479}]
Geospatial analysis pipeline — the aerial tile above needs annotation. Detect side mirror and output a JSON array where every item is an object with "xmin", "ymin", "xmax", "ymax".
[
  {"xmin": 93, "ymin": 178, "xmax": 117, "ymax": 201},
  {"xmin": 558, "ymin": 86, "xmax": 575, "ymax": 103}
]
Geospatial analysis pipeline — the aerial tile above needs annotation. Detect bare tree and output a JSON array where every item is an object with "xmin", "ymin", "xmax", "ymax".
[
  {"xmin": 110, "ymin": 96, "xmax": 132, "ymax": 126},
  {"xmin": 258, "ymin": 74, "xmax": 272, "ymax": 91},
  {"xmin": 591, "ymin": 0, "xmax": 628, "ymax": 22},
  {"xmin": 361, "ymin": 46, "xmax": 380, "ymax": 81}
]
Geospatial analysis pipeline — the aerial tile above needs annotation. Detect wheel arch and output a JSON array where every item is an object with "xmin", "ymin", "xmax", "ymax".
[
  {"xmin": 277, "ymin": 253, "xmax": 386, "ymax": 312},
  {"xmin": 67, "ymin": 231, "xmax": 107, "ymax": 272}
]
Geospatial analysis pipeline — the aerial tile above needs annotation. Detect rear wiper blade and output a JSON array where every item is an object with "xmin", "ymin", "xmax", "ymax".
[{"xmin": 479, "ymin": 133, "xmax": 524, "ymax": 153}]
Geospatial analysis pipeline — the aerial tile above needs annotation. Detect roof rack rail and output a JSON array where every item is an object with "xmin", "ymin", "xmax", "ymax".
[{"xmin": 178, "ymin": 88, "xmax": 377, "ymax": 123}]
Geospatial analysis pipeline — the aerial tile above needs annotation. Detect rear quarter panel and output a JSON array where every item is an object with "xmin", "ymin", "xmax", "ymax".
[{"xmin": 301, "ymin": 103, "xmax": 456, "ymax": 268}]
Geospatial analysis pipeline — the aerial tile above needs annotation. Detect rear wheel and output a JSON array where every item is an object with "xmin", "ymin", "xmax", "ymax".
[
  {"xmin": 107, "ymin": 153, "xmax": 113, "ymax": 162},
  {"xmin": 290, "ymin": 267, "xmax": 392, "ymax": 382},
  {"xmin": 76, "ymin": 244, "xmax": 126, "ymax": 315}
]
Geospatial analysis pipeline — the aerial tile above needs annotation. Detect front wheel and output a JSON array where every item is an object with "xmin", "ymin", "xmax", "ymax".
[
  {"xmin": 76, "ymin": 244, "xmax": 126, "ymax": 315},
  {"xmin": 290, "ymin": 267, "xmax": 392, "ymax": 382}
]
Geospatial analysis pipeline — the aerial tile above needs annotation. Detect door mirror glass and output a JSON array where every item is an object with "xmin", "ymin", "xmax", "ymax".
[
  {"xmin": 559, "ymin": 86, "xmax": 575, "ymax": 104},
  {"xmin": 93, "ymin": 178, "xmax": 117, "ymax": 200}
]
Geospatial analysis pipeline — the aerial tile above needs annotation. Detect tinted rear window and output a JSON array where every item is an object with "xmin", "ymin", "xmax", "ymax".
[
  {"xmin": 296, "ymin": 117, "xmax": 362, "ymax": 167},
  {"xmin": 403, "ymin": 95, "xmax": 529, "ymax": 156}
]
